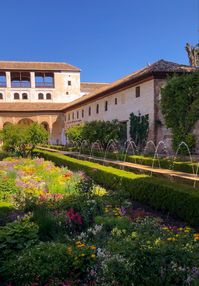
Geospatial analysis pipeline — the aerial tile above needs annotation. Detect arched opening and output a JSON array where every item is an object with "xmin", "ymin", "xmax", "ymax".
[
  {"xmin": 38, "ymin": 93, "xmax": 44, "ymax": 100},
  {"xmin": 46, "ymin": 93, "xmax": 51, "ymax": 100},
  {"xmin": 18, "ymin": 118, "xmax": 34, "ymax": 125},
  {"xmin": 3, "ymin": 122, "xmax": 13, "ymax": 128},
  {"xmin": 41, "ymin": 121, "xmax": 49, "ymax": 132},
  {"xmin": 22, "ymin": 93, "xmax": 28, "ymax": 100},
  {"xmin": 14, "ymin": 93, "xmax": 20, "ymax": 100}
]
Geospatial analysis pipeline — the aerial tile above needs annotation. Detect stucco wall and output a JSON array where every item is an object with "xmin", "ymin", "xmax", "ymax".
[
  {"xmin": 65, "ymin": 79, "xmax": 155, "ymax": 141},
  {"xmin": 0, "ymin": 112, "xmax": 66, "ymax": 144},
  {"xmin": 0, "ymin": 71, "xmax": 81, "ymax": 103}
]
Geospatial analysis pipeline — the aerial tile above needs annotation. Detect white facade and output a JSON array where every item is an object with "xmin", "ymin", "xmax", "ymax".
[
  {"xmin": 65, "ymin": 79, "xmax": 156, "ymax": 140},
  {"xmin": 0, "ymin": 70, "xmax": 81, "ymax": 103}
]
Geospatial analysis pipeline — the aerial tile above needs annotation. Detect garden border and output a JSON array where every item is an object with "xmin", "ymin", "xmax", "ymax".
[{"xmin": 34, "ymin": 149, "xmax": 199, "ymax": 226}]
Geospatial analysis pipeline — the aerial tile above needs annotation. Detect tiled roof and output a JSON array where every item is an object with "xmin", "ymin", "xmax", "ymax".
[
  {"xmin": 0, "ymin": 102, "xmax": 68, "ymax": 112},
  {"xmin": 63, "ymin": 60, "xmax": 197, "ymax": 111},
  {"xmin": 0, "ymin": 61, "xmax": 80, "ymax": 72},
  {"xmin": 81, "ymin": 82, "xmax": 109, "ymax": 93}
]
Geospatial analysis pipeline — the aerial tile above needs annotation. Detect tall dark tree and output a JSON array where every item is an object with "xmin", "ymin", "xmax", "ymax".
[{"xmin": 161, "ymin": 72, "xmax": 199, "ymax": 151}]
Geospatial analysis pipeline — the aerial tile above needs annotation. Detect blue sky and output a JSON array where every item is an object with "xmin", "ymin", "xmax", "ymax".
[{"xmin": 0, "ymin": 0, "xmax": 198, "ymax": 82}]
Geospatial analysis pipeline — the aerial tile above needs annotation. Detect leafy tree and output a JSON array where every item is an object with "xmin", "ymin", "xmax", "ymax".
[
  {"xmin": 82, "ymin": 120, "xmax": 125, "ymax": 149},
  {"xmin": 1, "ymin": 123, "xmax": 48, "ymax": 157},
  {"xmin": 129, "ymin": 112, "xmax": 149, "ymax": 149},
  {"xmin": 66, "ymin": 124, "xmax": 84, "ymax": 142},
  {"xmin": 66, "ymin": 120, "xmax": 126, "ymax": 149},
  {"xmin": 161, "ymin": 72, "xmax": 199, "ymax": 152}
]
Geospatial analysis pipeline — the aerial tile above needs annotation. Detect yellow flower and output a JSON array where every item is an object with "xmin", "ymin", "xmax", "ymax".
[
  {"xmin": 167, "ymin": 237, "xmax": 176, "ymax": 241},
  {"xmin": 77, "ymin": 243, "xmax": 86, "ymax": 248},
  {"xmin": 177, "ymin": 227, "xmax": 183, "ymax": 231},
  {"xmin": 90, "ymin": 245, "xmax": 96, "ymax": 250},
  {"xmin": 75, "ymin": 241, "xmax": 81, "ymax": 245},
  {"xmin": 91, "ymin": 254, "xmax": 96, "ymax": 258},
  {"xmin": 162, "ymin": 227, "xmax": 169, "ymax": 231},
  {"xmin": 81, "ymin": 253, "xmax": 85, "ymax": 257},
  {"xmin": 67, "ymin": 246, "xmax": 72, "ymax": 253},
  {"xmin": 193, "ymin": 233, "xmax": 199, "ymax": 240}
]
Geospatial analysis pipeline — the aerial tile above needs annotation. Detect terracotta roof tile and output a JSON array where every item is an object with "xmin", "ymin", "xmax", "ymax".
[
  {"xmin": 0, "ymin": 61, "xmax": 80, "ymax": 72},
  {"xmin": 81, "ymin": 82, "xmax": 109, "ymax": 93},
  {"xmin": 63, "ymin": 60, "xmax": 197, "ymax": 111},
  {"xmin": 0, "ymin": 102, "xmax": 68, "ymax": 112}
]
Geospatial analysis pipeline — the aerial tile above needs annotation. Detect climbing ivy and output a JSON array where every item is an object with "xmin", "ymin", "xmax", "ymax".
[
  {"xmin": 161, "ymin": 72, "xmax": 199, "ymax": 152},
  {"xmin": 129, "ymin": 112, "xmax": 149, "ymax": 149}
]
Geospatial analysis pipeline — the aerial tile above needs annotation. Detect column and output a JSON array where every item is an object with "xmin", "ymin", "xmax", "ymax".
[
  {"xmin": 30, "ymin": 72, "xmax": 35, "ymax": 88},
  {"xmin": 6, "ymin": 72, "xmax": 11, "ymax": 88}
]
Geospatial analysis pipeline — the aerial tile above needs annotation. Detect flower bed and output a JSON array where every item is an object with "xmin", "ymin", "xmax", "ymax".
[{"xmin": 0, "ymin": 157, "xmax": 199, "ymax": 285}]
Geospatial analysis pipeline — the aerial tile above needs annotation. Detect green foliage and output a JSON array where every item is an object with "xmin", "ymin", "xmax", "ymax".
[
  {"xmin": 129, "ymin": 112, "xmax": 149, "ymax": 149},
  {"xmin": 34, "ymin": 149, "xmax": 199, "ymax": 226},
  {"xmin": 0, "ymin": 217, "xmax": 39, "ymax": 259},
  {"xmin": 67, "ymin": 120, "xmax": 126, "ymax": 149},
  {"xmin": 2, "ymin": 241, "xmax": 96, "ymax": 285},
  {"xmin": 161, "ymin": 72, "xmax": 199, "ymax": 152},
  {"xmin": 32, "ymin": 206, "xmax": 58, "ymax": 241},
  {"xmin": 1, "ymin": 122, "xmax": 48, "ymax": 157},
  {"xmin": 66, "ymin": 123, "xmax": 84, "ymax": 142},
  {"xmin": 97, "ymin": 217, "xmax": 199, "ymax": 286}
]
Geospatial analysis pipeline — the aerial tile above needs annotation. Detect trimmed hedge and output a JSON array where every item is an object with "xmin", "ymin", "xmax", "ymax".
[
  {"xmin": 40, "ymin": 145, "xmax": 198, "ymax": 174},
  {"xmin": 34, "ymin": 149, "xmax": 199, "ymax": 226}
]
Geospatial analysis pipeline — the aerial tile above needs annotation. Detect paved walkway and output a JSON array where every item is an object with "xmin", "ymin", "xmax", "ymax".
[{"xmin": 38, "ymin": 147, "xmax": 199, "ymax": 183}]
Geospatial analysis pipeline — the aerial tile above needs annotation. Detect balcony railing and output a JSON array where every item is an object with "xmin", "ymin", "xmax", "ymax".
[
  {"xmin": 0, "ymin": 82, "xmax": 6, "ymax": 87},
  {"xmin": 35, "ymin": 82, "xmax": 54, "ymax": 88},
  {"xmin": 11, "ymin": 81, "xmax": 31, "ymax": 88}
]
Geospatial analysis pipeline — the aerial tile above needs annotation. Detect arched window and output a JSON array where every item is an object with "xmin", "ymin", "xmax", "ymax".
[
  {"xmin": 38, "ymin": 93, "xmax": 44, "ymax": 100},
  {"xmin": 14, "ymin": 93, "xmax": 20, "ymax": 100},
  {"xmin": 0, "ymin": 93, "xmax": 3, "ymax": 100},
  {"xmin": 22, "ymin": 93, "xmax": 28, "ymax": 100},
  {"xmin": 46, "ymin": 93, "xmax": 51, "ymax": 100}
]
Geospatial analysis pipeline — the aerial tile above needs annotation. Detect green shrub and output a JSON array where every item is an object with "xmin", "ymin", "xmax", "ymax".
[
  {"xmin": 98, "ymin": 217, "xmax": 199, "ymax": 286},
  {"xmin": 32, "ymin": 206, "xmax": 59, "ymax": 241},
  {"xmin": 2, "ymin": 241, "xmax": 96, "ymax": 285},
  {"xmin": 34, "ymin": 149, "xmax": 199, "ymax": 226},
  {"xmin": 0, "ymin": 216, "xmax": 39, "ymax": 259},
  {"xmin": 0, "ymin": 150, "xmax": 13, "ymax": 160}
]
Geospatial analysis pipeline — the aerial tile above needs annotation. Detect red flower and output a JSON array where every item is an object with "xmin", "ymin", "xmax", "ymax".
[{"xmin": 66, "ymin": 208, "xmax": 82, "ymax": 225}]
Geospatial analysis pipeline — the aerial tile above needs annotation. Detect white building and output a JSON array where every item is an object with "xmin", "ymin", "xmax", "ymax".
[{"xmin": 0, "ymin": 59, "xmax": 197, "ymax": 151}]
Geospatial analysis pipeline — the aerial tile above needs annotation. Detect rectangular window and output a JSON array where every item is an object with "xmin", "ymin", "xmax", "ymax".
[
  {"xmin": 105, "ymin": 101, "xmax": 108, "ymax": 111},
  {"xmin": 68, "ymin": 114, "xmax": 70, "ymax": 121},
  {"xmin": 77, "ymin": 111, "xmax": 79, "ymax": 119},
  {"xmin": 96, "ymin": 104, "xmax": 99, "ymax": 114},
  {"xmin": 89, "ymin": 106, "xmax": 91, "ymax": 116},
  {"xmin": 135, "ymin": 86, "xmax": 140, "ymax": 98},
  {"xmin": 115, "ymin": 98, "xmax": 117, "ymax": 105},
  {"xmin": 11, "ymin": 72, "xmax": 31, "ymax": 88},
  {"xmin": 72, "ymin": 112, "xmax": 74, "ymax": 120},
  {"xmin": 82, "ymin": 109, "xmax": 84, "ymax": 118},
  {"xmin": 68, "ymin": 80, "xmax": 71, "ymax": 86},
  {"xmin": 35, "ymin": 72, "xmax": 54, "ymax": 88},
  {"xmin": 0, "ymin": 72, "xmax": 6, "ymax": 87}
]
